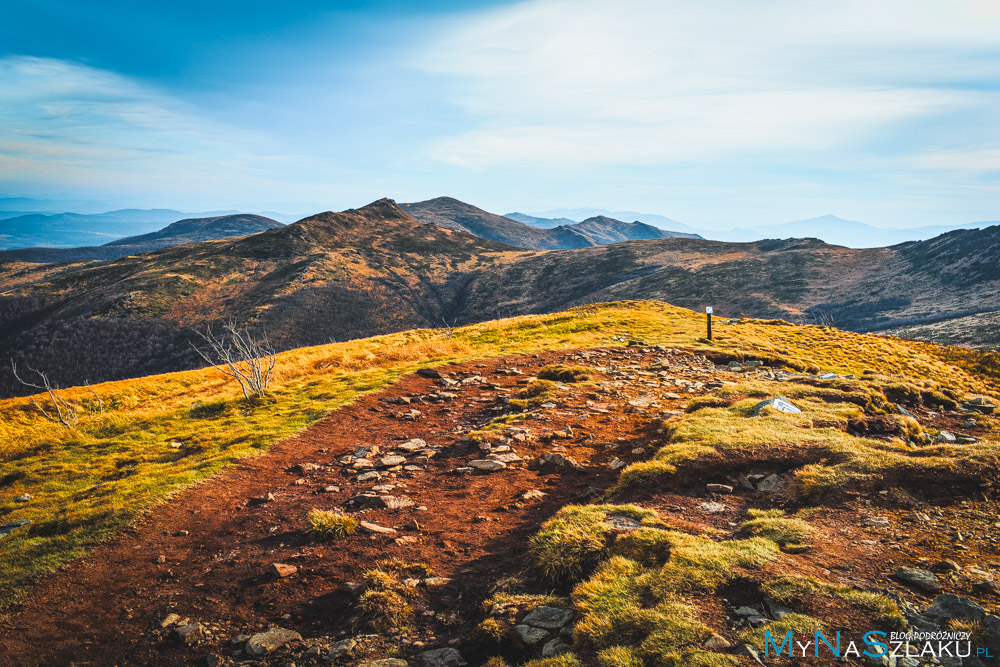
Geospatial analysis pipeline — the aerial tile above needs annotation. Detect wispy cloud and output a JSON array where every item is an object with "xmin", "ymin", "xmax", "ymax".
[
  {"xmin": 417, "ymin": 0, "xmax": 1000, "ymax": 173},
  {"xmin": 0, "ymin": 56, "xmax": 348, "ymax": 207}
]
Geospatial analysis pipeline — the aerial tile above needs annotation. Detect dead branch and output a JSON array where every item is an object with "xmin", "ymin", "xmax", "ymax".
[
  {"xmin": 10, "ymin": 360, "xmax": 78, "ymax": 427},
  {"xmin": 191, "ymin": 320, "xmax": 277, "ymax": 399},
  {"xmin": 84, "ymin": 381, "xmax": 104, "ymax": 414}
]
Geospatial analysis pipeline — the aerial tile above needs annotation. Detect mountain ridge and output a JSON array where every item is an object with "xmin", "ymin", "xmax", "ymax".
[{"xmin": 2, "ymin": 197, "xmax": 999, "ymax": 398}]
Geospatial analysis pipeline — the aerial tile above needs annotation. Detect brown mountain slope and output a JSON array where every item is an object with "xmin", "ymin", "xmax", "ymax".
[
  {"xmin": 0, "ymin": 199, "xmax": 527, "ymax": 396},
  {"xmin": 1, "ymin": 200, "xmax": 998, "ymax": 397},
  {"xmin": 401, "ymin": 198, "xmax": 700, "ymax": 249},
  {"xmin": 401, "ymin": 196, "xmax": 591, "ymax": 250}
]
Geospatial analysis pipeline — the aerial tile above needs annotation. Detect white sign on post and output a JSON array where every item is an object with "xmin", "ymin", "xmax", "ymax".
[{"xmin": 706, "ymin": 307, "xmax": 713, "ymax": 314}]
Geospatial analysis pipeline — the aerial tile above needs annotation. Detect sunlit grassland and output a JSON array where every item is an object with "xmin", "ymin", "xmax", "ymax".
[{"xmin": 1, "ymin": 299, "xmax": 998, "ymax": 607}]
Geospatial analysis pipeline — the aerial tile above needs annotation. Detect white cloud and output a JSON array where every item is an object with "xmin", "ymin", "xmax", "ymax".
[
  {"xmin": 0, "ymin": 56, "xmax": 347, "ymax": 206},
  {"xmin": 416, "ymin": 0, "xmax": 1000, "ymax": 169}
]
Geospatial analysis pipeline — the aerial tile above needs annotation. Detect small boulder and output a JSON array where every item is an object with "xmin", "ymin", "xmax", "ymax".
[
  {"xmin": 707, "ymin": 483, "xmax": 733, "ymax": 494},
  {"xmin": 756, "ymin": 474, "xmax": 786, "ymax": 494},
  {"xmin": 522, "ymin": 606, "xmax": 574, "ymax": 630},
  {"xmin": 514, "ymin": 624, "xmax": 549, "ymax": 646},
  {"xmin": 468, "ymin": 459, "xmax": 506, "ymax": 473},
  {"xmin": 245, "ymin": 627, "xmax": 302, "ymax": 656},
  {"xmin": 894, "ymin": 567, "xmax": 942, "ymax": 594},
  {"xmin": 270, "ymin": 563, "xmax": 297, "ymax": 578},
  {"xmin": 358, "ymin": 521, "xmax": 397, "ymax": 536},
  {"xmin": 175, "ymin": 622, "xmax": 204, "ymax": 645},
  {"xmin": 419, "ymin": 647, "xmax": 466, "ymax": 667}
]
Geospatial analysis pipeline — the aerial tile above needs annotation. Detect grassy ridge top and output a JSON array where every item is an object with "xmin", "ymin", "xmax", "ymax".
[{"xmin": 1, "ymin": 300, "xmax": 998, "ymax": 608}]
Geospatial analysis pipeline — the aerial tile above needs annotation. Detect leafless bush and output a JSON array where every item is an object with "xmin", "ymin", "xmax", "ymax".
[
  {"xmin": 191, "ymin": 320, "xmax": 276, "ymax": 399},
  {"xmin": 10, "ymin": 360, "xmax": 78, "ymax": 427}
]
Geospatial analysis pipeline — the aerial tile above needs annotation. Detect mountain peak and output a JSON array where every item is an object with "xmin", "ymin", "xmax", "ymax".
[{"xmin": 352, "ymin": 197, "xmax": 410, "ymax": 221}]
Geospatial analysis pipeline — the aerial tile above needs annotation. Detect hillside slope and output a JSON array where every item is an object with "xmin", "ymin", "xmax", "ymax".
[
  {"xmin": 0, "ymin": 199, "xmax": 525, "ymax": 396},
  {"xmin": 2, "ymin": 202, "xmax": 999, "ymax": 397},
  {"xmin": 1, "ymin": 302, "xmax": 998, "ymax": 665},
  {"xmin": 0, "ymin": 214, "xmax": 283, "ymax": 263}
]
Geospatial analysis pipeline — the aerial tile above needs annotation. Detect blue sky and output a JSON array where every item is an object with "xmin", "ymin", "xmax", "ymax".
[{"xmin": 1, "ymin": 0, "xmax": 998, "ymax": 228}]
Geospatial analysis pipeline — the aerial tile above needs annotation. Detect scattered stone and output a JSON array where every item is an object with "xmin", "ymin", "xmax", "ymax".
[
  {"xmin": 756, "ymin": 474, "xmax": 786, "ymax": 494},
  {"xmin": 379, "ymin": 455, "xmax": 407, "ymax": 468},
  {"xmin": 13, "ymin": 494, "xmax": 31, "ymax": 503},
  {"xmin": 704, "ymin": 633, "xmax": 732, "ymax": 650},
  {"xmin": 330, "ymin": 638, "xmax": 358, "ymax": 658},
  {"xmin": 468, "ymin": 459, "xmax": 506, "ymax": 472},
  {"xmin": 160, "ymin": 613, "xmax": 182, "ymax": 628},
  {"xmin": 608, "ymin": 458, "xmax": 625, "ymax": 470},
  {"xmin": 489, "ymin": 452, "xmax": 523, "ymax": 465},
  {"xmin": 424, "ymin": 577, "xmax": 452, "ymax": 587},
  {"xmin": 698, "ymin": 501, "xmax": 727, "ymax": 513},
  {"xmin": 322, "ymin": 485, "xmax": 340, "ymax": 493},
  {"xmin": 354, "ymin": 444, "xmax": 380, "ymax": 458},
  {"xmin": 245, "ymin": 627, "xmax": 302, "ymax": 656},
  {"xmin": 929, "ymin": 560, "xmax": 961, "ymax": 574},
  {"xmin": 291, "ymin": 462, "xmax": 321, "ymax": 474},
  {"xmin": 349, "ymin": 495, "xmax": 414, "ymax": 510},
  {"xmin": 522, "ymin": 489, "xmax": 546, "ymax": 501},
  {"xmin": 358, "ymin": 521, "xmax": 398, "ymax": 536},
  {"xmin": 735, "ymin": 643, "xmax": 766, "ymax": 666},
  {"xmin": 707, "ymin": 483, "xmax": 733, "ymax": 494},
  {"xmin": 175, "ymin": 622, "xmax": 204, "ymax": 645},
  {"xmin": 538, "ymin": 452, "xmax": 585, "ymax": 470},
  {"xmin": 867, "ymin": 517, "xmax": 890, "ymax": 528},
  {"xmin": 270, "ymin": 563, "xmax": 297, "ymax": 578},
  {"xmin": 963, "ymin": 398, "xmax": 995, "ymax": 415},
  {"xmin": 752, "ymin": 396, "xmax": 801, "ymax": 416},
  {"xmin": 416, "ymin": 368, "xmax": 441, "ymax": 379},
  {"xmin": 397, "ymin": 438, "xmax": 429, "ymax": 452},
  {"xmin": 514, "ymin": 624, "xmax": 550, "ymax": 646},
  {"xmin": 894, "ymin": 567, "xmax": 943, "ymax": 594},
  {"xmin": 522, "ymin": 606, "xmax": 574, "ymax": 630},
  {"xmin": 541, "ymin": 638, "xmax": 572, "ymax": 657},
  {"xmin": 419, "ymin": 647, "xmax": 466, "ymax": 667},
  {"xmin": 936, "ymin": 430, "xmax": 957, "ymax": 443},
  {"xmin": 356, "ymin": 471, "xmax": 382, "ymax": 483},
  {"xmin": 0, "ymin": 519, "xmax": 31, "ymax": 537}
]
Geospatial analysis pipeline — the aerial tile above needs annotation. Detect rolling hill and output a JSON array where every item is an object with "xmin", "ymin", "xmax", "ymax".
[
  {"xmin": 0, "ymin": 214, "xmax": 283, "ymax": 263},
  {"xmin": 2, "ymin": 198, "xmax": 999, "ymax": 397}
]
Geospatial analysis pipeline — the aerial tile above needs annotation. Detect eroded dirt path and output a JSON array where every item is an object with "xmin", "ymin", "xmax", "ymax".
[{"xmin": 0, "ymin": 346, "xmax": 719, "ymax": 666}]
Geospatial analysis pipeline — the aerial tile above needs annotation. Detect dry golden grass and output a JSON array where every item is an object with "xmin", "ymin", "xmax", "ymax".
[{"xmin": 1, "ymin": 300, "xmax": 998, "ymax": 608}]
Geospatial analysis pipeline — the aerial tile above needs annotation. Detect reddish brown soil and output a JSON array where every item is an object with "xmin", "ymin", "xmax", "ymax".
[
  {"xmin": 0, "ymin": 347, "xmax": 704, "ymax": 665},
  {"xmin": 2, "ymin": 346, "xmax": 999, "ymax": 667}
]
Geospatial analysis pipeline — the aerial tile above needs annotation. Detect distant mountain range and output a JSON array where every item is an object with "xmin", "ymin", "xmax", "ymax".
[
  {"xmin": 520, "ymin": 209, "xmax": 997, "ymax": 248},
  {"xmin": 2, "ymin": 197, "xmax": 999, "ymax": 397},
  {"xmin": 0, "ymin": 214, "xmax": 283, "ymax": 263},
  {"xmin": 402, "ymin": 197, "xmax": 698, "ymax": 250}
]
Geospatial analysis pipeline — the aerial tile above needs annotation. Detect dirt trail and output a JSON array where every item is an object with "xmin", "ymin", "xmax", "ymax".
[{"xmin": 0, "ymin": 346, "xmax": 714, "ymax": 666}]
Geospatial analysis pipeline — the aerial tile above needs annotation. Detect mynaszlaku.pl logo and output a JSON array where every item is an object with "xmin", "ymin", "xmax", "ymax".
[{"xmin": 763, "ymin": 629, "xmax": 994, "ymax": 660}]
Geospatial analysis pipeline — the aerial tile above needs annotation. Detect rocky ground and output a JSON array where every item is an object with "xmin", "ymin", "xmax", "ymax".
[{"xmin": 0, "ymin": 345, "xmax": 999, "ymax": 666}]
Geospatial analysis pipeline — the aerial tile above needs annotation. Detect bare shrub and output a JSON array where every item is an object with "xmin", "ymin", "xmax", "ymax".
[
  {"xmin": 10, "ymin": 360, "xmax": 78, "ymax": 427},
  {"xmin": 191, "ymin": 320, "xmax": 276, "ymax": 399}
]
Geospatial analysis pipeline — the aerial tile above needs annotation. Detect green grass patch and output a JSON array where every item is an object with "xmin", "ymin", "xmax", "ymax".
[{"xmin": 306, "ymin": 508, "xmax": 358, "ymax": 537}]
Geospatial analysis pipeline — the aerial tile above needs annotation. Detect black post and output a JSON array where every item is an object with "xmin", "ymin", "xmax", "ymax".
[{"xmin": 707, "ymin": 311, "xmax": 712, "ymax": 340}]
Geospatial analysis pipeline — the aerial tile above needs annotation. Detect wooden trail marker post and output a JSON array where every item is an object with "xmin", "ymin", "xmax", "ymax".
[{"xmin": 706, "ymin": 306, "xmax": 713, "ymax": 340}]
